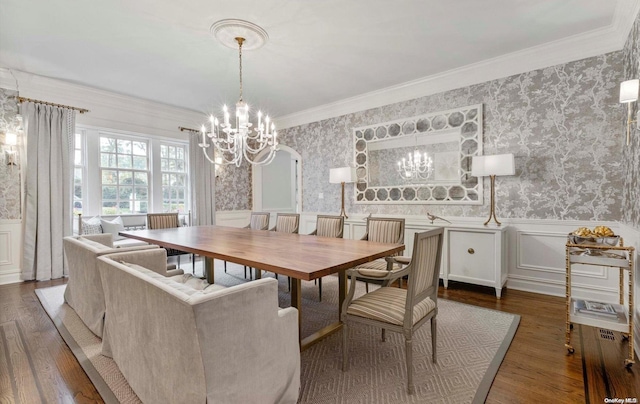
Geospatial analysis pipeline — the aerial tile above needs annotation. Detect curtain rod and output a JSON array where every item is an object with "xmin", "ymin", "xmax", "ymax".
[
  {"xmin": 17, "ymin": 96, "xmax": 90, "ymax": 114},
  {"xmin": 179, "ymin": 126, "xmax": 201, "ymax": 133}
]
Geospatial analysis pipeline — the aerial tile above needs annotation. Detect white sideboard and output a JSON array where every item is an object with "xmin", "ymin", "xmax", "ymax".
[{"xmin": 342, "ymin": 217, "xmax": 508, "ymax": 298}]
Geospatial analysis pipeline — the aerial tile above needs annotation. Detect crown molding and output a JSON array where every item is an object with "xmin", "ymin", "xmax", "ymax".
[
  {"xmin": 0, "ymin": 68, "xmax": 205, "ymax": 138},
  {"xmin": 275, "ymin": 0, "xmax": 640, "ymax": 130}
]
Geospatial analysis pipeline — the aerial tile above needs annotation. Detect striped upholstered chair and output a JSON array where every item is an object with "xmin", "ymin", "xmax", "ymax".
[
  {"xmin": 341, "ymin": 227, "xmax": 444, "ymax": 394},
  {"xmin": 309, "ymin": 215, "xmax": 345, "ymax": 301},
  {"xmin": 233, "ymin": 212, "xmax": 270, "ymax": 278},
  {"xmin": 351, "ymin": 216, "xmax": 406, "ymax": 292},
  {"xmin": 147, "ymin": 212, "xmax": 195, "ymax": 272},
  {"xmin": 263, "ymin": 213, "xmax": 300, "ymax": 281}
]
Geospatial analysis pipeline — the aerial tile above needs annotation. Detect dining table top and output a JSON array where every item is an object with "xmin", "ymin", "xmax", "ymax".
[{"xmin": 119, "ymin": 225, "xmax": 405, "ymax": 281}]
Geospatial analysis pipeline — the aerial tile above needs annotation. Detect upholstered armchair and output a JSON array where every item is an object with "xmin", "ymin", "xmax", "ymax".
[
  {"xmin": 351, "ymin": 216, "xmax": 406, "ymax": 292},
  {"xmin": 147, "ymin": 212, "xmax": 195, "ymax": 272},
  {"xmin": 309, "ymin": 215, "xmax": 345, "ymax": 301},
  {"xmin": 233, "ymin": 212, "xmax": 270, "ymax": 279},
  {"xmin": 63, "ymin": 234, "xmax": 178, "ymax": 337},
  {"xmin": 341, "ymin": 227, "xmax": 444, "ymax": 394}
]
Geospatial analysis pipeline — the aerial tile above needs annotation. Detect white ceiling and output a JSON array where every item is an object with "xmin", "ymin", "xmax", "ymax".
[{"xmin": 0, "ymin": 0, "xmax": 637, "ymax": 125}]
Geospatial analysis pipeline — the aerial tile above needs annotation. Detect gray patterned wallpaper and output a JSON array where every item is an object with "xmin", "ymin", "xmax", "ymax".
[
  {"xmin": 622, "ymin": 11, "xmax": 640, "ymax": 229},
  {"xmin": 215, "ymin": 162, "xmax": 251, "ymax": 211},
  {"xmin": 277, "ymin": 52, "xmax": 625, "ymax": 221},
  {"xmin": 0, "ymin": 88, "xmax": 21, "ymax": 220}
]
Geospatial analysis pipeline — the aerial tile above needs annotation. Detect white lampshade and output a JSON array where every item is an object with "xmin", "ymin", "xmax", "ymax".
[
  {"xmin": 5, "ymin": 132, "xmax": 17, "ymax": 146},
  {"xmin": 329, "ymin": 166, "xmax": 356, "ymax": 183},
  {"xmin": 471, "ymin": 154, "xmax": 515, "ymax": 177},
  {"xmin": 620, "ymin": 79, "xmax": 639, "ymax": 103}
]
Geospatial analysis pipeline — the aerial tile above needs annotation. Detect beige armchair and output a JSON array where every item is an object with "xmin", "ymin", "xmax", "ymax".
[
  {"xmin": 351, "ymin": 216, "xmax": 406, "ymax": 292},
  {"xmin": 147, "ymin": 212, "xmax": 195, "ymax": 272},
  {"xmin": 232, "ymin": 212, "xmax": 270, "ymax": 279},
  {"xmin": 309, "ymin": 215, "xmax": 345, "ymax": 301},
  {"xmin": 62, "ymin": 234, "xmax": 177, "ymax": 337},
  {"xmin": 341, "ymin": 228, "xmax": 444, "ymax": 394}
]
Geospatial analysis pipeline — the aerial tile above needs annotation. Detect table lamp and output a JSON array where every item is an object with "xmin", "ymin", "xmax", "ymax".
[
  {"xmin": 471, "ymin": 154, "xmax": 515, "ymax": 226},
  {"xmin": 329, "ymin": 166, "xmax": 356, "ymax": 218}
]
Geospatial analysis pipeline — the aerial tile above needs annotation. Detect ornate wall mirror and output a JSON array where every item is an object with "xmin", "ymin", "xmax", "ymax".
[{"xmin": 353, "ymin": 104, "xmax": 483, "ymax": 204}]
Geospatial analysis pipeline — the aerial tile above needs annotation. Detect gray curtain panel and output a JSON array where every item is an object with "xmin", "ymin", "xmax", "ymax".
[
  {"xmin": 21, "ymin": 102, "xmax": 75, "ymax": 281},
  {"xmin": 188, "ymin": 133, "xmax": 216, "ymax": 226}
]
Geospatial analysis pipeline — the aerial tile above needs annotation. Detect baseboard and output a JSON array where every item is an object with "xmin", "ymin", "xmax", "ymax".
[{"xmin": 0, "ymin": 269, "xmax": 21, "ymax": 285}]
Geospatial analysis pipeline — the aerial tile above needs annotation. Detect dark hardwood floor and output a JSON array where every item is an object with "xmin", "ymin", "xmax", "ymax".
[{"xmin": 1, "ymin": 272, "xmax": 638, "ymax": 403}]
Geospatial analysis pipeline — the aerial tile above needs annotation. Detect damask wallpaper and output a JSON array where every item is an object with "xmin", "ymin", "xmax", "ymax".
[
  {"xmin": 277, "ymin": 52, "xmax": 625, "ymax": 221},
  {"xmin": 215, "ymin": 162, "xmax": 251, "ymax": 211},
  {"xmin": 622, "ymin": 10, "xmax": 640, "ymax": 229},
  {"xmin": 0, "ymin": 88, "xmax": 21, "ymax": 220}
]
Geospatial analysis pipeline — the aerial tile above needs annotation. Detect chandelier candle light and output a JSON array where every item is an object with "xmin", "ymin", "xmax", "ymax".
[
  {"xmin": 199, "ymin": 20, "xmax": 278, "ymax": 167},
  {"xmin": 397, "ymin": 149, "xmax": 433, "ymax": 181}
]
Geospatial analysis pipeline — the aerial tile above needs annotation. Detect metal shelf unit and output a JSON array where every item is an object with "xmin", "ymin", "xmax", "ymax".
[{"xmin": 565, "ymin": 240, "xmax": 636, "ymax": 367}]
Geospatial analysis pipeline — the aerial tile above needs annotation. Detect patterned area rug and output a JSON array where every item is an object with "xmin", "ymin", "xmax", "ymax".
[{"xmin": 36, "ymin": 262, "xmax": 519, "ymax": 403}]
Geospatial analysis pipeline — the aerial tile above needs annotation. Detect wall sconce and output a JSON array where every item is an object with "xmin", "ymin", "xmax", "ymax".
[
  {"xmin": 4, "ymin": 132, "xmax": 18, "ymax": 166},
  {"xmin": 214, "ymin": 156, "xmax": 222, "ymax": 177},
  {"xmin": 619, "ymin": 79, "xmax": 639, "ymax": 146}
]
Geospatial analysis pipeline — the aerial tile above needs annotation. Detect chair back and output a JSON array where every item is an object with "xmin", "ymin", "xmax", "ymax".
[
  {"xmin": 365, "ymin": 217, "xmax": 405, "ymax": 257},
  {"xmin": 248, "ymin": 212, "xmax": 270, "ymax": 230},
  {"xmin": 314, "ymin": 215, "xmax": 344, "ymax": 238},
  {"xmin": 273, "ymin": 213, "xmax": 300, "ymax": 234},
  {"xmin": 147, "ymin": 212, "xmax": 180, "ymax": 230},
  {"xmin": 405, "ymin": 228, "xmax": 444, "ymax": 315}
]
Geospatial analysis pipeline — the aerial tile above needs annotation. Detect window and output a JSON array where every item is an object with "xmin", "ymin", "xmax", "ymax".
[
  {"xmin": 76, "ymin": 126, "xmax": 189, "ymax": 216},
  {"xmin": 99, "ymin": 136, "xmax": 150, "ymax": 214},
  {"xmin": 160, "ymin": 144, "xmax": 187, "ymax": 212},
  {"xmin": 73, "ymin": 132, "xmax": 84, "ymax": 215}
]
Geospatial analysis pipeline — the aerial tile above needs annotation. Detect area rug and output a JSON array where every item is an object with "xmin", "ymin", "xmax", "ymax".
[{"xmin": 36, "ymin": 262, "xmax": 519, "ymax": 404}]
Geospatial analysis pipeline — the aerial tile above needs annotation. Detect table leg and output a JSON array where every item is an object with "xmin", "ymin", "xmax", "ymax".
[
  {"xmin": 338, "ymin": 270, "xmax": 347, "ymax": 321},
  {"xmin": 254, "ymin": 268, "xmax": 262, "ymax": 279},
  {"xmin": 290, "ymin": 278, "xmax": 302, "ymax": 342},
  {"xmin": 204, "ymin": 257, "xmax": 215, "ymax": 284}
]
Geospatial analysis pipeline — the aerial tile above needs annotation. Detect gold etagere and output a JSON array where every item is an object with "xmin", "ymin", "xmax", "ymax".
[{"xmin": 565, "ymin": 238, "xmax": 635, "ymax": 367}]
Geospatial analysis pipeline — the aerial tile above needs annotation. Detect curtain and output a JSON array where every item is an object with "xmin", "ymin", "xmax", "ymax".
[
  {"xmin": 21, "ymin": 102, "xmax": 75, "ymax": 281},
  {"xmin": 189, "ymin": 133, "xmax": 216, "ymax": 226}
]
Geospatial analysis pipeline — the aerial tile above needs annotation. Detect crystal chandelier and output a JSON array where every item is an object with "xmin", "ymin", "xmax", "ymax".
[
  {"xmin": 397, "ymin": 149, "xmax": 433, "ymax": 181},
  {"xmin": 199, "ymin": 20, "xmax": 278, "ymax": 167}
]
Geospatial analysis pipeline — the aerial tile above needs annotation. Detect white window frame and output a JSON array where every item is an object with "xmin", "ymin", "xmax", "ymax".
[
  {"xmin": 73, "ymin": 130, "xmax": 87, "ymax": 215},
  {"xmin": 159, "ymin": 142, "xmax": 189, "ymax": 213},
  {"xmin": 77, "ymin": 125, "xmax": 190, "ymax": 217}
]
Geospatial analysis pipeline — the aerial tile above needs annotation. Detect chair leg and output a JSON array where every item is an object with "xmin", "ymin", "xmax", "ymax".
[
  {"xmin": 192, "ymin": 254, "xmax": 195, "ymax": 274},
  {"xmin": 288, "ymin": 277, "xmax": 291, "ymax": 292},
  {"xmin": 381, "ymin": 329, "xmax": 386, "ymax": 342},
  {"xmin": 224, "ymin": 261, "xmax": 227, "ymax": 273},
  {"xmin": 318, "ymin": 278, "xmax": 322, "ymax": 302},
  {"xmin": 365, "ymin": 282, "xmax": 369, "ymax": 293},
  {"xmin": 342, "ymin": 321, "xmax": 349, "ymax": 371},
  {"xmin": 405, "ymin": 335, "xmax": 414, "ymax": 394},
  {"xmin": 431, "ymin": 317, "xmax": 437, "ymax": 364},
  {"xmin": 177, "ymin": 255, "xmax": 180, "ymax": 268},
  {"xmin": 244, "ymin": 266, "xmax": 247, "ymax": 279},
  {"xmin": 275, "ymin": 273, "xmax": 279, "ymax": 280}
]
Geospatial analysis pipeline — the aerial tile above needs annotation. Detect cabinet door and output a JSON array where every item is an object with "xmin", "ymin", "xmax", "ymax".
[{"xmin": 448, "ymin": 230, "xmax": 497, "ymax": 284}]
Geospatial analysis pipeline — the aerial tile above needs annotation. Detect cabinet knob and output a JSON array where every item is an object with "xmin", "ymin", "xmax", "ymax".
[{"xmin": 468, "ymin": 248, "xmax": 475, "ymax": 254}]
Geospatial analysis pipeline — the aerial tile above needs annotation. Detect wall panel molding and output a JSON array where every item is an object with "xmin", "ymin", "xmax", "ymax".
[{"xmin": 0, "ymin": 220, "xmax": 22, "ymax": 285}]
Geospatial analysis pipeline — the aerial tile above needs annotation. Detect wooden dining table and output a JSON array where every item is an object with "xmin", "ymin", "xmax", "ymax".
[{"xmin": 119, "ymin": 225, "xmax": 404, "ymax": 349}]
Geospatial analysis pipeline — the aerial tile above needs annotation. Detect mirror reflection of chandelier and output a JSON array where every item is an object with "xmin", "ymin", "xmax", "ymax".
[
  {"xmin": 199, "ymin": 20, "xmax": 278, "ymax": 167},
  {"xmin": 397, "ymin": 149, "xmax": 433, "ymax": 181}
]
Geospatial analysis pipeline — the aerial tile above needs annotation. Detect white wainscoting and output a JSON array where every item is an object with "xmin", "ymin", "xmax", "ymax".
[{"xmin": 0, "ymin": 220, "xmax": 22, "ymax": 285}]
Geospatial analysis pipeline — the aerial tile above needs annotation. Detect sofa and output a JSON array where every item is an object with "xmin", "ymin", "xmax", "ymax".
[
  {"xmin": 63, "ymin": 234, "xmax": 183, "ymax": 337},
  {"xmin": 97, "ymin": 249, "xmax": 301, "ymax": 404}
]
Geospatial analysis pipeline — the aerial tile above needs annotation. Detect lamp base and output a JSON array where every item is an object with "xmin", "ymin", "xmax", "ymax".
[
  {"xmin": 483, "ymin": 175, "xmax": 502, "ymax": 227},
  {"xmin": 339, "ymin": 182, "xmax": 349, "ymax": 219}
]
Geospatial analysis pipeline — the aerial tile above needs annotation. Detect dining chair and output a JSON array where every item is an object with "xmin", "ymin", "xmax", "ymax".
[
  {"xmin": 308, "ymin": 215, "xmax": 344, "ymax": 301},
  {"xmin": 341, "ymin": 227, "xmax": 444, "ymax": 394},
  {"xmin": 147, "ymin": 212, "xmax": 195, "ymax": 273},
  {"xmin": 266, "ymin": 213, "xmax": 300, "ymax": 281},
  {"xmin": 235, "ymin": 212, "xmax": 270, "ymax": 279},
  {"xmin": 351, "ymin": 216, "xmax": 406, "ymax": 292}
]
